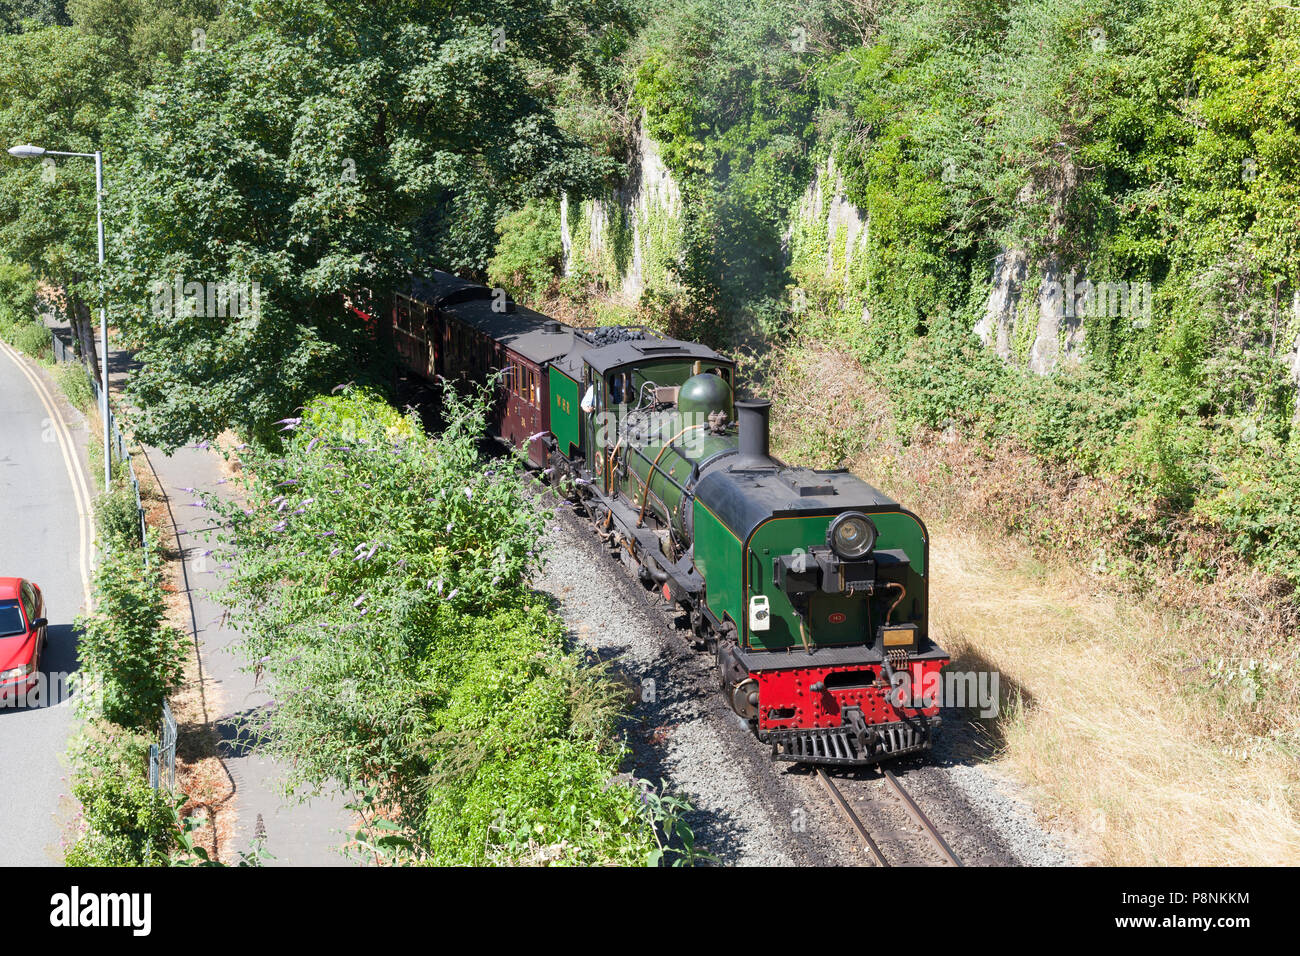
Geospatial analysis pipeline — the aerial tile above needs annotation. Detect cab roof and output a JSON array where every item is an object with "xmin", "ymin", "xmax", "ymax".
[{"xmin": 582, "ymin": 338, "xmax": 729, "ymax": 376}]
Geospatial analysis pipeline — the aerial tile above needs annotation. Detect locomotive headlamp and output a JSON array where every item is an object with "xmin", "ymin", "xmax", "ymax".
[{"xmin": 827, "ymin": 512, "xmax": 877, "ymax": 560}]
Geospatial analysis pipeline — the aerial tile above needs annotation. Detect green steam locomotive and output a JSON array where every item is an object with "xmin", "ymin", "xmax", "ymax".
[{"xmin": 387, "ymin": 271, "xmax": 949, "ymax": 765}]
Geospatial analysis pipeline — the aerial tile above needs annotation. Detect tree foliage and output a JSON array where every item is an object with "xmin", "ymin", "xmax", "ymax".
[
  {"xmin": 102, "ymin": 0, "xmax": 626, "ymax": 449},
  {"xmin": 210, "ymin": 386, "xmax": 658, "ymax": 864}
]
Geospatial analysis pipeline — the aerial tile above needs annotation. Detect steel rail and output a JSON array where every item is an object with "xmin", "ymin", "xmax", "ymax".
[
  {"xmin": 883, "ymin": 768, "xmax": 963, "ymax": 867},
  {"xmin": 815, "ymin": 768, "xmax": 889, "ymax": 866}
]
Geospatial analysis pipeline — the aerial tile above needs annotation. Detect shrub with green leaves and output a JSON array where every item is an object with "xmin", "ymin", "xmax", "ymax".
[
  {"xmin": 2, "ymin": 315, "xmax": 50, "ymax": 359},
  {"xmin": 212, "ymin": 385, "xmax": 663, "ymax": 864},
  {"xmin": 94, "ymin": 480, "xmax": 142, "ymax": 553},
  {"xmin": 55, "ymin": 361, "xmax": 94, "ymax": 411},
  {"xmin": 488, "ymin": 200, "xmax": 565, "ymax": 304},
  {"xmin": 74, "ymin": 529, "xmax": 185, "ymax": 733},
  {"xmin": 64, "ymin": 729, "xmax": 179, "ymax": 867}
]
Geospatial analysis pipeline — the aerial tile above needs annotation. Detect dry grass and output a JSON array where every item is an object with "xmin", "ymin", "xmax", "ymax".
[
  {"xmin": 766, "ymin": 342, "xmax": 1300, "ymax": 865},
  {"xmin": 133, "ymin": 448, "xmax": 239, "ymax": 862},
  {"xmin": 930, "ymin": 525, "xmax": 1300, "ymax": 865}
]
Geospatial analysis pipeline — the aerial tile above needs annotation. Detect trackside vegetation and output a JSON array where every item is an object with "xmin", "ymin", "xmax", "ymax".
[
  {"xmin": 209, "ymin": 386, "xmax": 687, "ymax": 865},
  {"xmin": 66, "ymin": 521, "xmax": 187, "ymax": 866}
]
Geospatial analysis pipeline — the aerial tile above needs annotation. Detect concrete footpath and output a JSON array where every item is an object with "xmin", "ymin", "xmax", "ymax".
[{"xmin": 105, "ymin": 347, "xmax": 352, "ymax": 865}]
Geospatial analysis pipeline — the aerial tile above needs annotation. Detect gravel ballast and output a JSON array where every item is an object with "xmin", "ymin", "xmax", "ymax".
[{"xmin": 529, "ymin": 490, "xmax": 1080, "ymax": 867}]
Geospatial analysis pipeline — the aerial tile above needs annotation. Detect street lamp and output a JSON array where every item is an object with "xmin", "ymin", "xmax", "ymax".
[{"xmin": 8, "ymin": 143, "xmax": 110, "ymax": 492}]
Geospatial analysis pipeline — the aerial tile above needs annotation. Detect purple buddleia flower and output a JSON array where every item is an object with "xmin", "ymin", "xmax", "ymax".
[
  {"xmin": 306, "ymin": 437, "xmax": 321, "ymax": 453},
  {"xmin": 353, "ymin": 594, "xmax": 367, "ymax": 608},
  {"xmin": 316, "ymin": 531, "xmax": 336, "ymax": 538},
  {"xmin": 187, "ymin": 501, "xmax": 208, "ymax": 509},
  {"xmin": 180, "ymin": 486, "xmax": 196, "ymax": 494},
  {"xmin": 276, "ymin": 480, "xmax": 298, "ymax": 487},
  {"xmin": 272, "ymin": 520, "xmax": 287, "ymax": 532},
  {"xmin": 330, "ymin": 548, "xmax": 342, "ymax": 557},
  {"xmin": 463, "ymin": 487, "xmax": 473, "ymax": 500},
  {"xmin": 446, "ymin": 588, "xmax": 459, "ymax": 600},
  {"xmin": 526, "ymin": 431, "xmax": 547, "ymax": 444},
  {"xmin": 190, "ymin": 441, "xmax": 209, "ymax": 450}
]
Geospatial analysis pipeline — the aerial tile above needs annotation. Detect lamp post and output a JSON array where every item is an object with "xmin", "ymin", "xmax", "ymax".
[{"xmin": 8, "ymin": 144, "xmax": 111, "ymax": 492}]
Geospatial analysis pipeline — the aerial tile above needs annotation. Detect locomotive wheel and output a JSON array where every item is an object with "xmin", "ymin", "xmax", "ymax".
[{"xmin": 730, "ymin": 678, "xmax": 759, "ymax": 721}]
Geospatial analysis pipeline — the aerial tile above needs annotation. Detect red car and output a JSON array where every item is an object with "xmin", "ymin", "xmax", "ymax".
[{"xmin": 0, "ymin": 577, "xmax": 47, "ymax": 702}]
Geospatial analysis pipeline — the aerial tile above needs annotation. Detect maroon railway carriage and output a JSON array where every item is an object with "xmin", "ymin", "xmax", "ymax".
[{"xmin": 392, "ymin": 272, "xmax": 579, "ymax": 466}]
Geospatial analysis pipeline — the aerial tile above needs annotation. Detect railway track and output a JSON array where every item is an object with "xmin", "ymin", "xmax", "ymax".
[{"xmin": 815, "ymin": 767, "xmax": 963, "ymax": 867}]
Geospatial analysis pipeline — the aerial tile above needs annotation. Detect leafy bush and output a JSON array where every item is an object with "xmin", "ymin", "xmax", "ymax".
[
  {"xmin": 213, "ymin": 385, "xmax": 663, "ymax": 864},
  {"xmin": 64, "ymin": 729, "xmax": 179, "ymax": 867},
  {"xmin": 55, "ymin": 361, "xmax": 94, "ymax": 411},
  {"xmin": 487, "ymin": 200, "xmax": 565, "ymax": 304},
  {"xmin": 94, "ymin": 481, "xmax": 142, "ymax": 553},
  {"xmin": 74, "ymin": 530, "xmax": 185, "ymax": 732},
  {"xmin": 2, "ymin": 316, "xmax": 50, "ymax": 359}
]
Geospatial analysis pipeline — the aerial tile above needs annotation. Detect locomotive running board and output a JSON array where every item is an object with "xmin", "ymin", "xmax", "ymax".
[
  {"xmin": 765, "ymin": 714, "xmax": 936, "ymax": 766},
  {"xmin": 587, "ymin": 486, "xmax": 704, "ymax": 600}
]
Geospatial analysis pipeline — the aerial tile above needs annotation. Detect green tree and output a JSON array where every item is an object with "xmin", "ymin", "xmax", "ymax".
[
  {"xmin": 0, "ymin": 25, "xmax": 131, "ymax": 375},
  {"xmin": 68, "ymin": 0, "xmax": 235, "ymax": 83},
  {"xmin": 0, "ymin": 0, "xmax": 68, "ymax": 33},
  {"xmin": 106, "ymin": 0, "xmax": 626, "ymax": 449}
]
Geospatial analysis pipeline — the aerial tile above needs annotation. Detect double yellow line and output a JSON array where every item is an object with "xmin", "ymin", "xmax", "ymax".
[{"xmin": 0, "ymin": 338, "xmax": 95, "ymax": 608}]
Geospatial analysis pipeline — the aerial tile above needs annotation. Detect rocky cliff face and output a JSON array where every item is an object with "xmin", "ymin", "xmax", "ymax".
[
  {"xmin": 976, "ymin": 252, "xmax": 1088, "ymax": 374},
  {"xmin": 563, "ymin": 116, "xmax": 682, "ymax": 304},
  {"xmin": 563, "ymin": 130, "xmax": 1173, "ymax": 381}
]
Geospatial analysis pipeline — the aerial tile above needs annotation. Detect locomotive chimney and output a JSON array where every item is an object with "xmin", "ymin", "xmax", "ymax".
[{"xmin": 735, "ymin": 399, "xmax": 772, "ymax": 466}]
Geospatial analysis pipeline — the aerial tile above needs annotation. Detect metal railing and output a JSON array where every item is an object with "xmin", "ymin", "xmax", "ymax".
[
  {"xmin": 50, "ymin": 329, "xmax": 148, "ymax": 558},
  {"xmin": 148, "ymin": 701, "xmax": 177, "ymax": 792}
]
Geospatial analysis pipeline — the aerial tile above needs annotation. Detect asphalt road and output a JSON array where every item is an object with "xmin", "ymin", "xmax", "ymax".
[{"xmin": 0, "ymin": 341, "xmax": 93, "ymax": 865}]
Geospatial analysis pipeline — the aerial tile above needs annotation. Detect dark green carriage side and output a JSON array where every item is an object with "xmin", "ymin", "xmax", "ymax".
[
  {"xmin": 693, "ymin": 498, "xmax": 745, "ymax": 630},
  {"xmin": 549, "ymin": 366, "xmax": 581, "ymax": 456}
]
